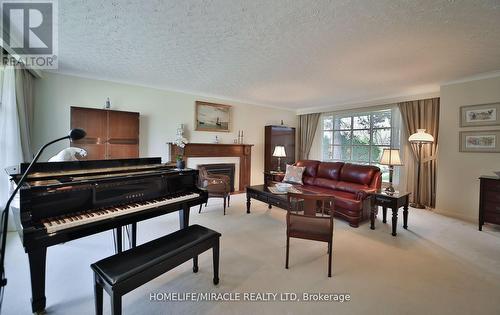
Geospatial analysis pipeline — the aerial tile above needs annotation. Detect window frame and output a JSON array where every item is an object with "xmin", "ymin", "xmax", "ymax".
[{"xmin": 321, "ymin": 107, "xmax": 400, "ymax": 183}]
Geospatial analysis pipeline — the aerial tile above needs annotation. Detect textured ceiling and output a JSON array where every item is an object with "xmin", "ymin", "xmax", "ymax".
[{"xmin": 55, "ymin": 0, "xmax": 500, "ymax": 111}]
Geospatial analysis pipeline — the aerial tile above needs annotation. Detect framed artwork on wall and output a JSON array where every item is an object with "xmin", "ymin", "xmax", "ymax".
[
  {"xmin": 460, "ymin": 102, "xmax": 500, "ymax": 127},
  {"xmin": 195, "ymin": 101, "xmax": 231, "ymax": 132},
  {"xmin": 459, "ymin": 130, "xmax": 500, "ymax": 153}
]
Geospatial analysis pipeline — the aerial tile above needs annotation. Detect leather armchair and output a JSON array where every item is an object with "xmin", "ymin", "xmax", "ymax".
[{"xmin": 198, "ymin": 166, "xmax": 231, "ymax": 215}]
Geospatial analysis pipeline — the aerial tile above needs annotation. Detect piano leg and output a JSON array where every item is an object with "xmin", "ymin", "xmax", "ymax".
[
  {"xmin": 114, "ymin": 227, "xmax": 122, "ymax": 254},
  {"xmin": 179, "ymin": 204, "xmax": 190, "ymax": 229},
  {"xmin": 28, "ymin": 248, "xmax": 47, "ymax": 314}
]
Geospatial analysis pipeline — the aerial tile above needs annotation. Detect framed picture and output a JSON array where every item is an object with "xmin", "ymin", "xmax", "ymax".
[
  {"xmin": 195, "ymin": 101, "xmax": 231, "ymax": 132},
  {"xmin": 459, "ymin": 130, "xmax": 500, "ymax": 153},
  {"xmin": 460, "ymin": 103, "xmax": 500, "ymax": 127}
]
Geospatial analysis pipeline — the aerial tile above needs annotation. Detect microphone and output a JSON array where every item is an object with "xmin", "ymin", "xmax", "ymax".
[
  {"xmin": 69, "ymin": 128, "xmax": 86, "ymax": 141},
  {"xmin": 0, "ymin": 129, "xmax": 87, "ymax": 294}
]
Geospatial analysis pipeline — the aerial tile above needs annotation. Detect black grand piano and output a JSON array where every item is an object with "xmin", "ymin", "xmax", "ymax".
[{"xmin": 8, "ymin": 157, "xmax": 207, "ymax": 314}]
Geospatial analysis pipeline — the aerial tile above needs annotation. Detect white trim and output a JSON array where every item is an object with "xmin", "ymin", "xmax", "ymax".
[
  {"xmin": 441, "ymin": 70, "xmax": 500, "ymax": 86},
  {"xmin": 43, "ymin": 70, "xmax": 297, "ymax": 113},
  {"xmin": 296, "ymin": 91, "xmax": 440, "ymax": 115},
  {"xmin": 320, "ymin": 103, "xmax": 395, "ymax": 117},
  {"xmin": 46, "ymin": 69, "xmax": 500, "ymax": 114}
]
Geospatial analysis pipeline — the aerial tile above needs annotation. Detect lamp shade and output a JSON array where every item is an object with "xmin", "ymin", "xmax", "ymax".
[
  {"xmin": 272, "ymin": 145, "xmax": 286, "ymax": 157},
  {"xmin": 408, "ymin": 129, "xmax": 434, "ymax": 143},
  {"xmin": 379, "ymin": 149, "xmax": 403, "ymax": 166}
]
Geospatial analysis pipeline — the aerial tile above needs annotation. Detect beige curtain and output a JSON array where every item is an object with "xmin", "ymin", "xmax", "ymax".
[
  {"xmin": 15, "ymin": 68, "xmax": 34, "ymax": 162},
  {"xmin": 398, "ymin": 98, "xmax": 439, "ymax": 208},
  {"xmin": 298, "ymin": 113, "xmax": 320, "ymax": 160}
]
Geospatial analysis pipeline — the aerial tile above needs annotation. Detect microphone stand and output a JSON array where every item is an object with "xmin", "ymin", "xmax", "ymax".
[{"xmin": 0, "ymin": 135, "xmax": 71, "ymax": 289}]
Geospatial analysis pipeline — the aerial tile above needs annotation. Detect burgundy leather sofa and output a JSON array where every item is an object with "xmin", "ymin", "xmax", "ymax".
[{"xmin": 290, "ymin": 160, "xmax": 382, "ymax": 227}]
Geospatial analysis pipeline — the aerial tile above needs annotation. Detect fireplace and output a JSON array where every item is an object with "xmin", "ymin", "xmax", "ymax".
[
  {"xmin": 168, "ymin": 143, "xmax": 253, "ymax": 192},
  {"xmin": 198, "ymin": 163, "xmax": 236, "ymax": 192}
]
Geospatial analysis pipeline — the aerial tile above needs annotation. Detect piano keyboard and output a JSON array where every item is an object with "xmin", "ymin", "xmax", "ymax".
[{"xmin": 41, "ymin": 192, "xmax": 200, "ymax": 234}]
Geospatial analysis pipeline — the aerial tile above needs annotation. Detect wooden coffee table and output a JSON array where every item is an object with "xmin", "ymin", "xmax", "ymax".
[{"xmin": 246, "ymin": 184, "xmax": 311, "ymax": 213}]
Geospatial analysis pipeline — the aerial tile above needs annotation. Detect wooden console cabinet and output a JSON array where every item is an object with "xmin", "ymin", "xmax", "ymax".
[
  {"xmin": 264, "ymin": 125, "xmax": 295, "ymax": 172},
  {"xmin": 479, "ymin": 176, "xmax": 500, "ymax": 231},
  {"xmin": 70, "ymin": 106, "xmax": 139, "ymax": 160}
]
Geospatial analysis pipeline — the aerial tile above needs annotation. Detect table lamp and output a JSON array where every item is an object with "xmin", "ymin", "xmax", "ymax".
[
  {"xmin": 379, "ymin": 149, "xmax": 403, "ymax": 193},
  {"xmin": 272, "ymin": 145, "xmax": 286, "ymax": 172},
  {"xmin": 408, "ymin": 129, "xmax": 434, "ymax": 209}
]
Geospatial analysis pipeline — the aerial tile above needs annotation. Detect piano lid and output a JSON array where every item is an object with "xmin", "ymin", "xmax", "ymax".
[{"xmin": 8, "ymin": 157, "xmax": 171, "ymax": 181}]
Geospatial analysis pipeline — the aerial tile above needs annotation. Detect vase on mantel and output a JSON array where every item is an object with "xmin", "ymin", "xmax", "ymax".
[{"xmin": 176, "ymin": 159, "xmax": 185, "ymax": 169}]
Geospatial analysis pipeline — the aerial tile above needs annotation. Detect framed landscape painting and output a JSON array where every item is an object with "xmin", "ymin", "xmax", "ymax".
[
  {"xmin": 460, "ymin": 103, "xmax": 500, "ymax": 127},
  {"xmin": 459, "ymin": 130, "xmax": 500, "ymax": 153},
  {"xmin": 195, "ymin": 101, "xmax": 231, "ymax": 132}
]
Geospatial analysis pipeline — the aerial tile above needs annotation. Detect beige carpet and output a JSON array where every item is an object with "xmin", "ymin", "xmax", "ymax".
[{"xmin": 3, "ymin": 194, "xmax": 500, "ymax": 315}]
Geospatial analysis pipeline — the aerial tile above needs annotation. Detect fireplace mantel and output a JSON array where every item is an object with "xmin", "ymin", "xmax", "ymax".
[{"xmin": 169, "ymin": 143, "xmax": 253, "ymax": 192}]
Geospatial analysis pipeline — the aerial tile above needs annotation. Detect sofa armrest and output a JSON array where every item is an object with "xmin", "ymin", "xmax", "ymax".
[{"xmin": 356, "ymin": 189, "xmax": 376, "ymax": 201}]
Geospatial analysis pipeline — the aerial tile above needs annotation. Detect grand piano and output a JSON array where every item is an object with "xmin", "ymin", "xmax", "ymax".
[{"xmin": 8, "ymin": 157, "xmax": 207, "ymax": 314}]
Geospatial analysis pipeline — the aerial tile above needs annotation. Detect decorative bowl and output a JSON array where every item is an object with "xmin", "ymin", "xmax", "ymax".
[
  {"xmin": 275, "ymin": 182, "xmax": 293, "ymax": 192},
  {"xmin": 494, "ymin": 171, "xmax": 500, "ymax": 178}
]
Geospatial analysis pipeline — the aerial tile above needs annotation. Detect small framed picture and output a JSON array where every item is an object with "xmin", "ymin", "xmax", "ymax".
[
  {"xmin": 195, "ymin": 101, "xmax": 231, "ymax": 132},
  {"xmin": 459, "ymin": 130, "xmax": 500, "ymax": 153},
  {"xmin": 460, "ymin": 103, "xmax": 500, "ymax": 127}
]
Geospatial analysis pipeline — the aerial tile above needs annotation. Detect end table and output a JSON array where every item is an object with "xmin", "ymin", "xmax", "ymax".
[
  {"xmin": 264, "ymin": 171, "xmax": 285, "ymax": 186},
  {"xmin": 370, "ymin": 191, "xmax": 411, "ymax": 236}
]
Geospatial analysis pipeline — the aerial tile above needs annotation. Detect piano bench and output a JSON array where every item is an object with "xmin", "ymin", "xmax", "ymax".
[{"xmin": 91, "ymin": 224, "xmax": 221, "ymax": 315}]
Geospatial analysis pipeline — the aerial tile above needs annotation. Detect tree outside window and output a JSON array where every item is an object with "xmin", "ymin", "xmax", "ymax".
[{"xmin": 322, "ymin": 109, "xmax": 396, "ymax": 182}]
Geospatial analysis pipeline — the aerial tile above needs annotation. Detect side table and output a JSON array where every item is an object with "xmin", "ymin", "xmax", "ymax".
[
  {"xmin": 370, "ymin": 191, "xmax": 411, "ymax": 236},
  {"xmin": 263, "ymin": 171, "xmax": 285, "ymax": 186}
]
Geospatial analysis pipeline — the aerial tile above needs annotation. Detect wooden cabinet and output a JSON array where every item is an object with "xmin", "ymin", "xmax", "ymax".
[
  {"xmin": 479, "ymin": 176, "xmax": 500, "ymax": 230},
  {"xmin": 71, "ymin": 106, "xmax": 139, "ymax": 160},
  {"xmin": 264, "ymin": 125, "xmax": 295, "ymax": 172}
]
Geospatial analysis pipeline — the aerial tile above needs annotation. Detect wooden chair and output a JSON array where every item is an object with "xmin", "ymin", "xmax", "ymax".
[
  {"xmin": 286, "ymin": 193, "xmax": 335, "ymax": 277},
  {"xmin": 198, "ymin": 166, "xmax": 231, "ymax": 215}
]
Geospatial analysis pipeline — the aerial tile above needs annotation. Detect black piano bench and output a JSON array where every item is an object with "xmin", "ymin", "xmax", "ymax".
[{"xmin": 91, "ymin": 224, "xmax": 221, "ymax": 315}]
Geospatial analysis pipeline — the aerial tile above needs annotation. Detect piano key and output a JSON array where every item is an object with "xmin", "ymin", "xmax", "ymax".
[{"xmin": 43, "ymin": 192, "xmax": 200, "ymax": 234}]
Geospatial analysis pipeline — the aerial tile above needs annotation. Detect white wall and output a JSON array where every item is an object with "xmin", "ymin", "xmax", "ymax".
[
  {"xmin": 33, "ymin": 72, "xmax": 297, "ymax": 185},
  {"xmin": 436, "ymin": 75, "xmax": 500, "ymax": 222}
]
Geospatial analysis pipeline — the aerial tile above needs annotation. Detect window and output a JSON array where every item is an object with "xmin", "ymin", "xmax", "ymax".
[{"xmin": 322, "ymin": 108, "xmax": 401, "ymax": 183}]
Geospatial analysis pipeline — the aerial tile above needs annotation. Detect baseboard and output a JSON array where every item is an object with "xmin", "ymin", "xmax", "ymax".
[{"xmin": 433, "ymin": 208, "xmax": 476, "ymax": 223}]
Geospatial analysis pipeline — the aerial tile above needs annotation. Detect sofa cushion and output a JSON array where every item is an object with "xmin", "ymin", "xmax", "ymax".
[
  {"xmin": 317, "ymin": 162, "xmax": 344, "ymax": 180},
  {"xmin": 283, "ymin": 164, "xmax": 306, "ymax": 184},
  {"xmin": 313, "ymin": 178, "xmax": 338, "ymax": 190},
  {"xmin": 339, "ymin": 163, "xmax": 380, "ymax": 185},
  {"xmin": 299, "ymin": 185, "xmax": 339, "ymax": 195},
  {"xmin": 333, "ymin": 194, "xmax": 363, "ymax": 212},
  {"xmin": 303, "ymin": 176, "xmax": 315, "ymax": 185},
  {"xmin": 335, "ymin": 181, "xmax": 369, "ymax": 194},
  {"xmin": 298, "ymin": 185, "xmax": 362, "ymax": 211},
  {"xmin": 295, "ymin": 160, "xmax": 320, "ymax": 178}
]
